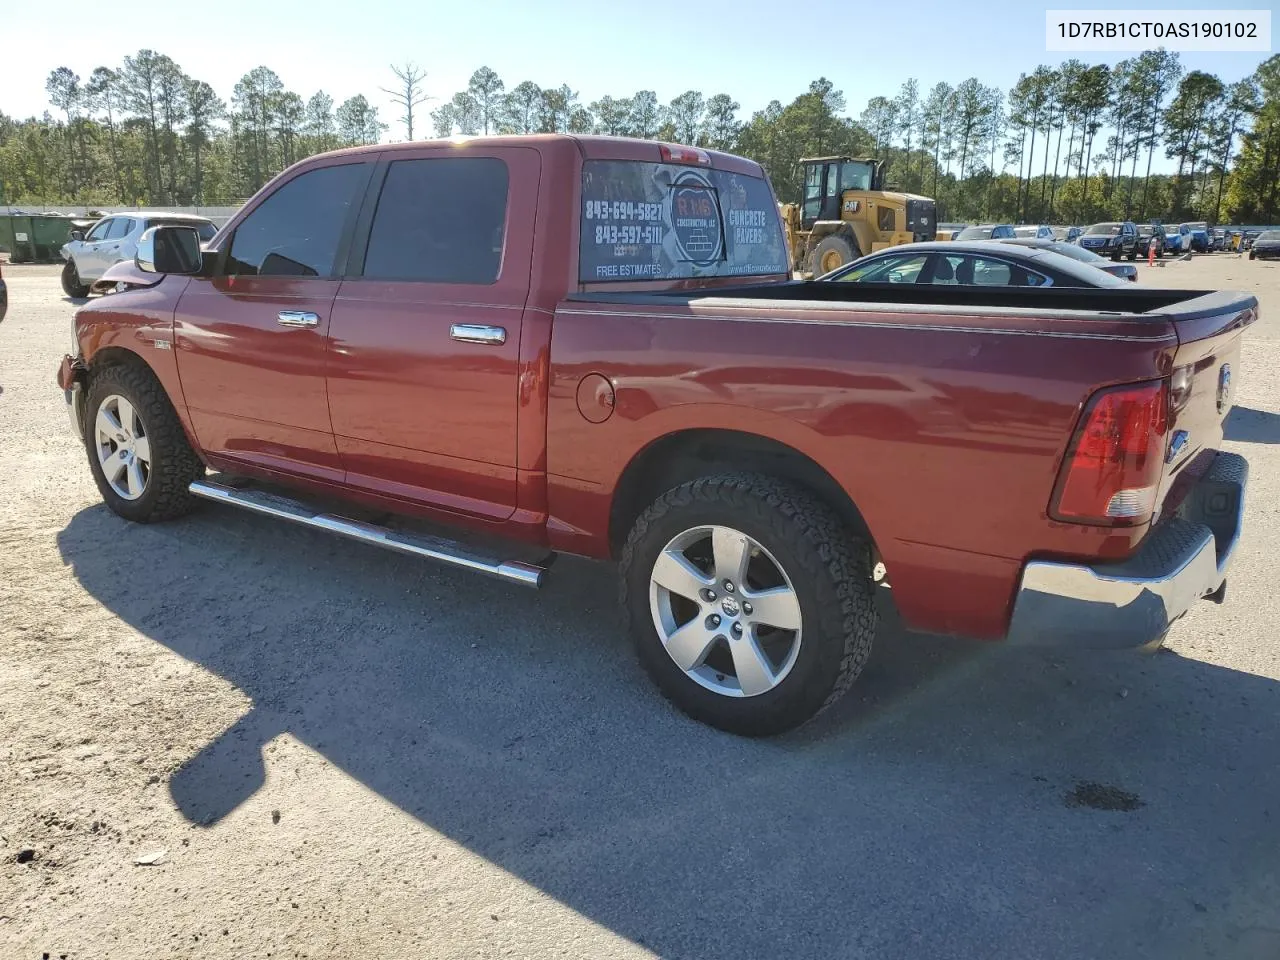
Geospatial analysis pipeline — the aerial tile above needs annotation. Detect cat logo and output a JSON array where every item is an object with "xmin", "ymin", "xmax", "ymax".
[{"xmin": 842, "ymin": 199, "xmax": 861, "ymax": 213}]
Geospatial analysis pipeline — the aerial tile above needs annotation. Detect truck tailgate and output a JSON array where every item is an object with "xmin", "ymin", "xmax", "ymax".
[{"xmin": 1156, "ymin": 296, "xmax": 1257, "ymax": 520}]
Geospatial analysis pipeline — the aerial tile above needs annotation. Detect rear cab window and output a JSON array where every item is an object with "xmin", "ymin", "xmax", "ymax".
[{"xmin": 578, "ymin": 158, "xmax": 788, "ymax": 284}]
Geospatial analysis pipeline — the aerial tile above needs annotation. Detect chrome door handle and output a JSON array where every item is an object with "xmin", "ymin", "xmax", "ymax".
[
  {"xmin": 450, "ymin": 324, "xmax": 506, "ymax": 345},
  {"xmin": 277, "ymin": 311, "xmax": 320, "ymax": 328}
]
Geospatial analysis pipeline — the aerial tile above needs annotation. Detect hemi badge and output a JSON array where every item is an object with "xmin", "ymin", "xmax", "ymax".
[{"xmin": 154, "ymin": 339, "xmax": 171, "ymax": 350}]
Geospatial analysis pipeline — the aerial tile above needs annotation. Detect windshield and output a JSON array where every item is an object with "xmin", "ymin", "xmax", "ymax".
[
  {"xmin": 956, "ymin": 226, "xmax": 994, "ymax": 240},
  {"xmin": 838, "ymin": 160, "xmax": 875, "ymax": 191},
  {"xmin": 1086, "ymin": 223, "xmax": 1121, "ymax": 236},
  {"xmin": 1013, "ymin": 226, "xmax": 1039, "ymax": 238},
  {"xmin": 1186, "ymin": 222, "xmax": 1208, "ymax": 232},
  {"xmin": 155, "ymin": 219, "xmax": 218, "ymax": 242},
  {"xmin": 1259, "ymin": 231, "xmax": 1280, "ymax": 243},
  {"xmin": 579, "ymin": 160, "xmax": 788, "ymax": 282},
  {"xmin": 1046, "ymin": 242, "xmax": 1105, "ymax": 264},
  {"xmin": 1030, "ymin": 249, "xmax": 1129, "ymax": 287}
]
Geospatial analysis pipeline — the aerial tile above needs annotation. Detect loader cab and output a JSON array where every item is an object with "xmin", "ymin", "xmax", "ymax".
[{"xmin": 800, "ymin": 157, "xmax": 881, "ymax": 229}]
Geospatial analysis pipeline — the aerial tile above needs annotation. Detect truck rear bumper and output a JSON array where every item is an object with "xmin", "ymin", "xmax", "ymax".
[{"xmin": 1006, "ymin": 452, "xmax": 1247, "ymax": 648}]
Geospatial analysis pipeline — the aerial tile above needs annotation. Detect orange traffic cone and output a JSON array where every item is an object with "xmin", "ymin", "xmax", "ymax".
[{"xmin": 1148, "ymin": 238, "xmax": 1156, "ymax": 266}]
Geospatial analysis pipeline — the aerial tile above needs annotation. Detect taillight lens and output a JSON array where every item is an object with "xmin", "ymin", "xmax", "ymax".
[{"xmin": 1052, "ymin": 379, "xmax": 1169, "ymax": 525}]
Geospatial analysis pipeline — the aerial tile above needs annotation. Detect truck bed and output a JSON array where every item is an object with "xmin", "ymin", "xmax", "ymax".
[
  {"xmin": 573, "ymin": 281, "xmax": 1250, "ymax": 320},
  {"xmin": 551, "ymin": 279, "xmax": 1257, "ymax": 639}
]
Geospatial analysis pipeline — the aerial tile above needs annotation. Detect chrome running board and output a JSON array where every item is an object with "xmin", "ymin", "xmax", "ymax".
[{"xmin": 188, "ymin": 480, "xmax": 545, "ymax": 588}]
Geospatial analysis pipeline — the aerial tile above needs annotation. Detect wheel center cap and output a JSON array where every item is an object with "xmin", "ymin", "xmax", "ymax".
[{"xmin": 720, "ymin": 596, "xmax": 740, "ymax": 618}]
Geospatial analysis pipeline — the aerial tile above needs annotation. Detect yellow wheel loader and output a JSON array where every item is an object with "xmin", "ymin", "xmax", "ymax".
[{"xmin": 778, "ymin": 157, "xmax": 937, "ymax": 277}]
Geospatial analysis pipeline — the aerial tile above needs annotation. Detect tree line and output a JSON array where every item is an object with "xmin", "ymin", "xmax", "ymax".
[{"xmin": 1, "ymin": 50, "xmax": 1277, "ymax": 226}]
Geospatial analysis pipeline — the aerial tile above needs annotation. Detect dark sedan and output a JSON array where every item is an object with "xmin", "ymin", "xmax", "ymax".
[
  {"xmin": 998, "ymin": 237, "xmax": 1138, "ymax": 281},
  {"xmin": 818, "ymin": 240, "xmax": 1131, "ymax": 288},
  {"xmin": 1249, "ymin": 231, "xmax": 1280, "ymax": 260}
]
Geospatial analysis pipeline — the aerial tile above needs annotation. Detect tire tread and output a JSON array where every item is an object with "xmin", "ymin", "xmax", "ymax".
[
  {"xmin": 619, "ymin": 473, "xmax": 877, "ymax": 735},
  {"xmin": 85, "ymin": 363, "xmax": 203, "ymax": 523}
]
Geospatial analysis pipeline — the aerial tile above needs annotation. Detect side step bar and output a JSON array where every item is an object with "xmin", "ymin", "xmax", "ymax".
[{"xmin": 188, "ymin": 480, "xmax": 546, "ymax": 588}]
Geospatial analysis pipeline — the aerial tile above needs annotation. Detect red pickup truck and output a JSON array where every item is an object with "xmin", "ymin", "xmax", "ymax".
[{"xmin": 58, "ymin": 135, "xmax": 1253, "ymax": 736}]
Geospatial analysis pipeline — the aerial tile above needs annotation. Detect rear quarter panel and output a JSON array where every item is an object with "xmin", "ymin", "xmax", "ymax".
[{"xmin": 546, "ymin": 299, "xmax": 1179, "ymax": 638}]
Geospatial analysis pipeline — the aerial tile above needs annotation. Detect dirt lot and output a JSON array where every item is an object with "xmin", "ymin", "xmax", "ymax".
[{"xmin": 2, "ymin": 254, "xmax": 1280, "ymax": 960}]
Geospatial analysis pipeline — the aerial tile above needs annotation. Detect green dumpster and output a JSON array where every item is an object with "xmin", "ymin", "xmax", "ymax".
[{"xmin": 0, "ymin": 214, "xmax": 78, "ymax": 262}]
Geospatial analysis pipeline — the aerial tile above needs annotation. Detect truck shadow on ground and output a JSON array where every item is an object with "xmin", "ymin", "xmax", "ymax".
[
  {"xmin": 1225, "ymin": 405, "xmax": 1280, "ymax": 445},
  {"xmin": 57, "ymin": 504, "xmax": 1280, "ymax": 960}
]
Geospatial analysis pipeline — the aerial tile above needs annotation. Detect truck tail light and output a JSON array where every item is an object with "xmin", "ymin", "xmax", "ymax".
[
  {"xmin": 1051, "ymin": 379, "xmax": 1169, "ymax": 526},
  {"xmin": 659, "ymin": 144, "xmax": 711, "ymax": 166}
]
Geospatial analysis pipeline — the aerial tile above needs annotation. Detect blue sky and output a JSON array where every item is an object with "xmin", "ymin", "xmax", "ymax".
[{"xmin": 4, "ymin": 0, "xmax": 1273, "ymax": 172}]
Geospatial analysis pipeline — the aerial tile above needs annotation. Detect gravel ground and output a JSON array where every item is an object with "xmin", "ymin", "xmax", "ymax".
[{"xmin": 2, "ymin": 254, "xmax": 1279, "ymax": 960}]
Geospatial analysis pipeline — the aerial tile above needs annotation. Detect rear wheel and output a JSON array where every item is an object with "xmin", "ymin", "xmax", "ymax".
[
  {"xmin": 810, "ymin": 235, "xmax": 858, "ymax": 276},
  {"xmin": 620, "ymin": 474, "xmax": 878, "ymax": 736},
  {"xmin": 61, "ymin": 259, "xmax": 90, "ymax": 298},
  {"xmin": 84, "ymin": 363, "xmax": 204, "ymax": 523}
]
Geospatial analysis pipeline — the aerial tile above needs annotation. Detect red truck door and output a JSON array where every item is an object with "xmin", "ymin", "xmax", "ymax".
[
  {"xmin": 325, "ymin": 146, "xmax": 540, "ymax": 521},
  {"xmin": 173, "ymin": 159, "xmax": 374, "ymax": 482}
]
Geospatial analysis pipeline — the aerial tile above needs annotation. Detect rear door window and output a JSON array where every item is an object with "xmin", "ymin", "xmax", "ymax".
[
  {"xmin": 579, "ymin": 160, "xmax": 788, "ymax": 282},
  {"xmin": 226, "ymin": 163, "xmax": 370, "ymax": 277},
  {"xmin": 361, "ymin": 157, "xmax": 508, "ymax": 284},
  {"xmin": 933, "ymin": 254, "xmax": 1050, "ymax": 286}
]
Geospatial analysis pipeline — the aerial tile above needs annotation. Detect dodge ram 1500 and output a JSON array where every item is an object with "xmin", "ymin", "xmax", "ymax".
[{"xmin": 58, "ymin": 135, "xmax": 1253, "ymax": 735}]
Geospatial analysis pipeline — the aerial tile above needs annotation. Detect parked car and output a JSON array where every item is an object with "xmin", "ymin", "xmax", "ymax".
[
  {"xmin": 1013, "ymin": 224, "xmax": 1055, "ymax": 240},
  {"xmin": 1181, "ymin": 221, "xmax": 1211, "ymax": 253},
  {"xmin": 1052, "ymin": 226, "xmax": 1083, "ymax": 242},
  {"xmin": 1249, "ymin": 230, "xmax": 1280, "ymax": 260},
  {"xmin": 1242, "ymin": 230, "xmax": 1260, "ymax": 250},
  {"xmin": 60, "ymin": 212, "xmax": 218, "ymax": 297},
  {"xmin": 58, "ymin": 134, "xmax": 1253, "ymax": 736},
  {"xmin": 818, "ymin": 240, "xmax": 1131, "ymax": 287},
  {"xmin": 1210, "ymin": 228, "xmax": 1227, "ymax": 252},
  {"xmin": 1079, "ymin": 221, "xmax": 1141, "ymax": 260},
  {"xmin": 954, "ymin": 223, "xmax": 1016, "ymax": 240},
  {"xmin": 1138, "ymin": 223, "xmax": 1168, "ymax": 257},
  {"xmin": 998, "ymin": 237, "xmax": 1137, "ymax": 281}
]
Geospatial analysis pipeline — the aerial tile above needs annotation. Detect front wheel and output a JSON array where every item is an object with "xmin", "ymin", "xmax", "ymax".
[
  {"xmin": 61, "ymin": 259, "xmax": 90, "ymax": 298},
  {"xmin": 84, "ymin": 363, "xmax": 205, "ymax": 523},
  {"xmin": 810, "ymin": 235, "xmax": 858, "ymax": 276},
  {"xmin": 619, "ymin": 474, "xmax": 878, "ymax": 736}
]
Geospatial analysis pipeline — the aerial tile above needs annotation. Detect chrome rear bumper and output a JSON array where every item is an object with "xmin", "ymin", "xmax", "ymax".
[{"xmin": 1006, "ymin": 452, "xmax": 1247, "ymax": 648}]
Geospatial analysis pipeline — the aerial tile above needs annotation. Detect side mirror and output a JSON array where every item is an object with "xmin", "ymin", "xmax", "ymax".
[
  {"xmin": 136, "ymin": 225, "xmax": 202, "ymax": 275},
  {"xmin": 70, "ymin": 230, "xmax": 85, "ymax": 242}
]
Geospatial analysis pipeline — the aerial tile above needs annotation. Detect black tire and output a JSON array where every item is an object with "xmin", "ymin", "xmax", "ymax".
[
  {"xmin": 1249, "ymin": 251, "xmax": 1256, "ymax": 260},
  {"xmin": 810, "ymin": 235, "xmax": 858, "ymax": 277},
  {"xmin": 61, "ymin": 259, "xmax": 90, "ymax": 298},
  {"xmin": 84, "ymin": 363, "xmax": 204, "ymax": 523},
  {"xmin": 619, "ymin": 473, "xmax": 878, "ymax": 737}
]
